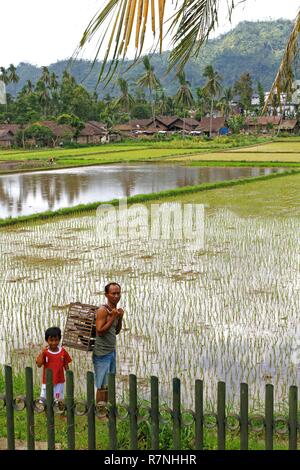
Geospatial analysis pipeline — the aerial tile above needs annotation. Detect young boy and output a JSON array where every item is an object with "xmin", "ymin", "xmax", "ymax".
[{"xmin": 36, "ymin": 326, "xmax": 72, "ymax": 401}]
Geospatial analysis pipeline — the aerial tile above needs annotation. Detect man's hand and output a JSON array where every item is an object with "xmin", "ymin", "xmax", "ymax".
[{"xmin": 117, "ymin": 308, "xmax": 124, "ymax": 317}]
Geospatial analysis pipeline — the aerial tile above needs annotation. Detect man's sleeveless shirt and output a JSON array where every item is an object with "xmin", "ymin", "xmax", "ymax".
[{"xmin": 93, "ymin": 304, "xmax": 118, "ymax": 356}]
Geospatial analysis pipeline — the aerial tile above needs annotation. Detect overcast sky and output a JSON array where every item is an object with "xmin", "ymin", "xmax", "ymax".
[{"xmin": 0, "ymin": 0, "xmax": 299, "ymax": 67}]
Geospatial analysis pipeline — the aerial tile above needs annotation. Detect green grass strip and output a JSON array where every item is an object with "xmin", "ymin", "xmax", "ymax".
[
  {"xmin": 0, "ymin": 169, "xmax": 299, "ymax": 228},
  {"xmin": 188, "ymin": 161, "xmax": 300, "ymax": 168}
]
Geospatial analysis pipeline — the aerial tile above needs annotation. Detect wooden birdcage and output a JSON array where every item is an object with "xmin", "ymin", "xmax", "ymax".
[{"xmin": 62, "ymin": 302, "xmax": 98, "ymax": 352}]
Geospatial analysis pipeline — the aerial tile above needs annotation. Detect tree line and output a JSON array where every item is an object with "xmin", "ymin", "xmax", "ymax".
[{"xmin": 0, "ymin": 59, "xmax": 269, "ymax": 131}]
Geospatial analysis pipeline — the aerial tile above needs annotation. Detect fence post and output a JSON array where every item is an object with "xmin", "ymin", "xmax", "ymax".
[
  {"xmin": 87, "ymin": 371, "xmax": 96, "ymax": 450},
  {"xmin": 265, "ymin": 384, "xmax": 274, "ymax": 450},
  {"xmin": 289, "ymin": 385, "xmax": 298, "ymax": 450},
  {"xmin": 108, "ymin": 373, "xmax": 117, "ymax": 450},
  {"xmin": 4, "ymin": 365, "xmax": 15, "ymax": 450},
  {"xmin": 195, "ymin": 380, "xmax": 203, "ymax": 450},
  {"xmin": 25, "ymin": 367, "xmax": 35, "ymax": 450},
  {"xmin": 129, "ymin": 374, "xmax": 138, "ymax": 450},
  {"xmin": 240, "ymin": 383, "xmax": 248, "ymax": 450},
  {"xmin": 172, "ymin": 378, "xmax": 181, "ymax": 450},
  {"xmin": 66, "ymin": 370, "xmax": 75, "ymax": 450},
  {"xmin": 217, "ymin": 381, "xmax": 226, "ymax": 450},
  {"xmin": 150, "ymin": 376, "xmax": 159, "ymax": 450},
  {"xmin": 46, "ymin": 368, "xmax": 55, "ymax": 450}
]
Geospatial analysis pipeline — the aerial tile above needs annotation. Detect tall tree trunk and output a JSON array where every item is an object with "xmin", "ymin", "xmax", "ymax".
[{"xmin": 209, "ymin": 98, "xmax": 214, "ymax": 138}]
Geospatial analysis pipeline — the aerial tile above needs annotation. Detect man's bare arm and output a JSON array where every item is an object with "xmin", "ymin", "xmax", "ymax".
[
  {"xmin": 116, "ymin": 309, "xmax": 124, "ymax": 335},
  {"xmin": 96, "ymin": 306, "xmax": 118, "ymax": 336}
]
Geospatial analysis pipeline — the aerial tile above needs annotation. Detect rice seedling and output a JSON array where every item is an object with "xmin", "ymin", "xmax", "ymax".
[{"xmin": 0, "ymin": 172, "xmax": 299, "ymax": 414}]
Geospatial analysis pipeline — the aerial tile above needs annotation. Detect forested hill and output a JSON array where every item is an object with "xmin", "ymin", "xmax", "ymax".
[{"xmin": 8, "ymin": 19, "xmax": 293, "ymax": 97}]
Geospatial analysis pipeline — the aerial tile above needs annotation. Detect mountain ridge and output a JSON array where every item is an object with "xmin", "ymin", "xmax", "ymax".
[{"xmin": 6, "ymin": 19, "xmax": 294, "ymax": 98}]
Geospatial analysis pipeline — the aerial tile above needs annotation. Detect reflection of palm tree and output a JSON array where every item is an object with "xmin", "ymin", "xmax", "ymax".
[{"xmin": 120, "ymin": 170, "xmax": 137, "ymax": 198}]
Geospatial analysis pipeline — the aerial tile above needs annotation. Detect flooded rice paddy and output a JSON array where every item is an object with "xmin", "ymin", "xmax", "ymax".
[
  {"xmin": 0, "ymin": 164, "xmax": 284, "ymax": 218},
  {"xmin": 0, "ymin": 172, "xmax": 299, "ymax": 412}
]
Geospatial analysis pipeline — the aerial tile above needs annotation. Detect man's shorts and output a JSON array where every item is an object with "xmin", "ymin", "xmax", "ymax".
[{"xmin": 93, "ymin": 350, "xmax": 116, "ymax": 389}]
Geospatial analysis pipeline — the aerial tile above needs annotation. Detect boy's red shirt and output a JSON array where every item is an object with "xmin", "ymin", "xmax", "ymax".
[{"xmin": 42, "ymin": 346, "xmax": 72, "ymax": 384}]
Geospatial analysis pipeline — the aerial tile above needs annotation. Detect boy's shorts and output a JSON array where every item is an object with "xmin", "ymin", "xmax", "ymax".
[
  {"xmin": 40, "ymin": 383, "xmax": 64, "ymax": 400},
  {"xmin": 93, "ymin": 350, "xmax": 116, "ymax": 389}
]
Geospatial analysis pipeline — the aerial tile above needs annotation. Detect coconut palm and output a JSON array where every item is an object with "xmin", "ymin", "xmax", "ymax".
[
  {"xmin": 114, "ymin": 78, "xmax": 135, "ymax": 113},
  {"xmin": 79, "ymin": 2, "xmax": 300, "ymax": 107},
  {"xmin": 0, "ymin": 67, "xmax": 9, "ymax": 85},
  {"xmin": 174, "ymin": 70, "xmax": 194, "ymax": 111},
  {"xmin": 8, "ymin": 64, "xmax": 19, "ymax": 85},
  {"xmin": 203, "ymin": 65, "xmax": 223, "ymax": 137},
  {"xmin": 218, "ymin": 87, "xmax": 233, "ymax": 118},
  {"xmin": 23, "ymin": 80, "xmax": 34, "ymax": 95},
  {"xmin": 137, "ymin": 56, "xmax": 160, "ymax": 126},
  {"xmin": 78, "ymin": 0, "xmax": 232, "ymax": 80},
  {"xmin": 263, "ymin": 10, "xmax": 300, "ymax": 112},
  {"xmin": 41, "ymin": 66, "xmax": 51, "ymax": 86}
]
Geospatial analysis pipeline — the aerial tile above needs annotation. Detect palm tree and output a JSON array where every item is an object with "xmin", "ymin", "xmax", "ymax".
[
  {"xmin": 218, "ymin": 87, "xmax": 233, "ymax": 119},
  {"xmin": 79, "ymin": 2, "xmax": 300, "ymax": 108},
  {"xmin": 156, "ymin": 90, "xmax": 169, "ymax": 115},
  {"xmin": 137, "ymin": 56, "xmax": 160, "ymax": 126},
  {"xmin": 49, "ymin": 72, "xmax": 59, "ymax": 92},
  {"xmin": 203, "ymin": 65, "xmax": 222, "ymax": 137},
  {"xmin": 8, "ymin": 64, "xmax": 19, "ymax": 85},
  {"xmin": 41, "ymin": 66, "xmax": 51, "ymax": 87},
  {"xmin": 8, "ymin": 64, "xmax": 19, "ymax": 97},
  {"xmin": 263, "ymin": 10, "xmax": 300, "ymax": 112},
  {"xmin": 114, "ymin": 78, "xmax": 135, "ymax": 113},
  {"xmin": 23, "ymin": 80, "xmax": 34, "ymax": 95},
  {"xmin": 35, "ymin": 80, "xmax": 50, "ymax": 116},
  {"xmin": 0, "ymin": 67, "xmax": 9, "ymax": 85},
  {"xmin": 174, "ymin": 70, "xmax": 194, "ymax": 111}
]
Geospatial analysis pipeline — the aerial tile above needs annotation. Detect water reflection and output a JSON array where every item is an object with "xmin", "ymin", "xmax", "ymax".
[{"xmin": 0, "ymin": 164, "xmax": 284, "ymax": 218}]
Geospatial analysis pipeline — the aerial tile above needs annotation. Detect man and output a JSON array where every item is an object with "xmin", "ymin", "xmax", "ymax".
[{"xmin": 93, "ymin": 282, "xmax": 124, "ymax": 404}]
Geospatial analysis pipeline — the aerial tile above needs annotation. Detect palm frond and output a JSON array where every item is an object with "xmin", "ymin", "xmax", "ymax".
[{"xmin": 263, "ymin": 10, "xmax": 300, "ymax": 114}]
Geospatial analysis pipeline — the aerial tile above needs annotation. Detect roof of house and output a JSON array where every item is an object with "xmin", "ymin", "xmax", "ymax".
[
  {"xmin": 279, "ymin": 119, "xmax": 298, "ymax": 130},
  {"xmin": 38, "ymin": 121, "xmax": 74, "ymax": 137},
  {"xmin": 0, "ymin": 129, "xmax": 14, "ymax": 140},
  {"xmin": 87, "ymin": 120, "xmax": 107, "ymax": 130},
  {"xmin": 196, "ymin": 117, "xmax": 226, "ymax": 132},
  {"xmin": 128, "ymin": 119, "xmax": 152, "ymax": 129},
  {"xmin": 79, "ymin": 122, "xmax": 107, "ymax": 136},
  {"xmin": 0, "ymin": 124, "xmax": 20, "ymax": 135},
  {"xmin": 245, "ymin": 116, "xmax": 281, "ymax": 126}
]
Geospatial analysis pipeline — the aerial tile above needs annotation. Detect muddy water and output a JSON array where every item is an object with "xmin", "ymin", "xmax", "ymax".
[{"xmin": 0, "ymin": 164, "xmax": 284, "ymax": 218}]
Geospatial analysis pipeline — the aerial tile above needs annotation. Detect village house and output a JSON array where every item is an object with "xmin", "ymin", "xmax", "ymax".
[
  {"xmin": 195, "ymin": 117, "xmax": 228, "ymax": 136},
  {"xmin": 113, "ymin": 116, "xmax": 201, "ymax": 136},
  {"xmin": 245, "ymin": 116, "xmax": 281, "ymax": 133},
  {"xmin": 76, "ymin": 121, "xmax": 108, "ymax": 144},
  {"xmin": 0, "ymin": 129, "xmax": 15, "ymax": 148},
  {"xmin": 278, "ymin": 119, "xmax": 298, "ymax": 134}
]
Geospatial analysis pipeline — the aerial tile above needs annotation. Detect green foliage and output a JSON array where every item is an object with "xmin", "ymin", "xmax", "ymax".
[
  {"xmin": 16, "ymin": 124, "xmax": 54, "ymax": 147},
  {"xmin": 228, "ymin": 115, "xmax": 246, "ymax": 134}
]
